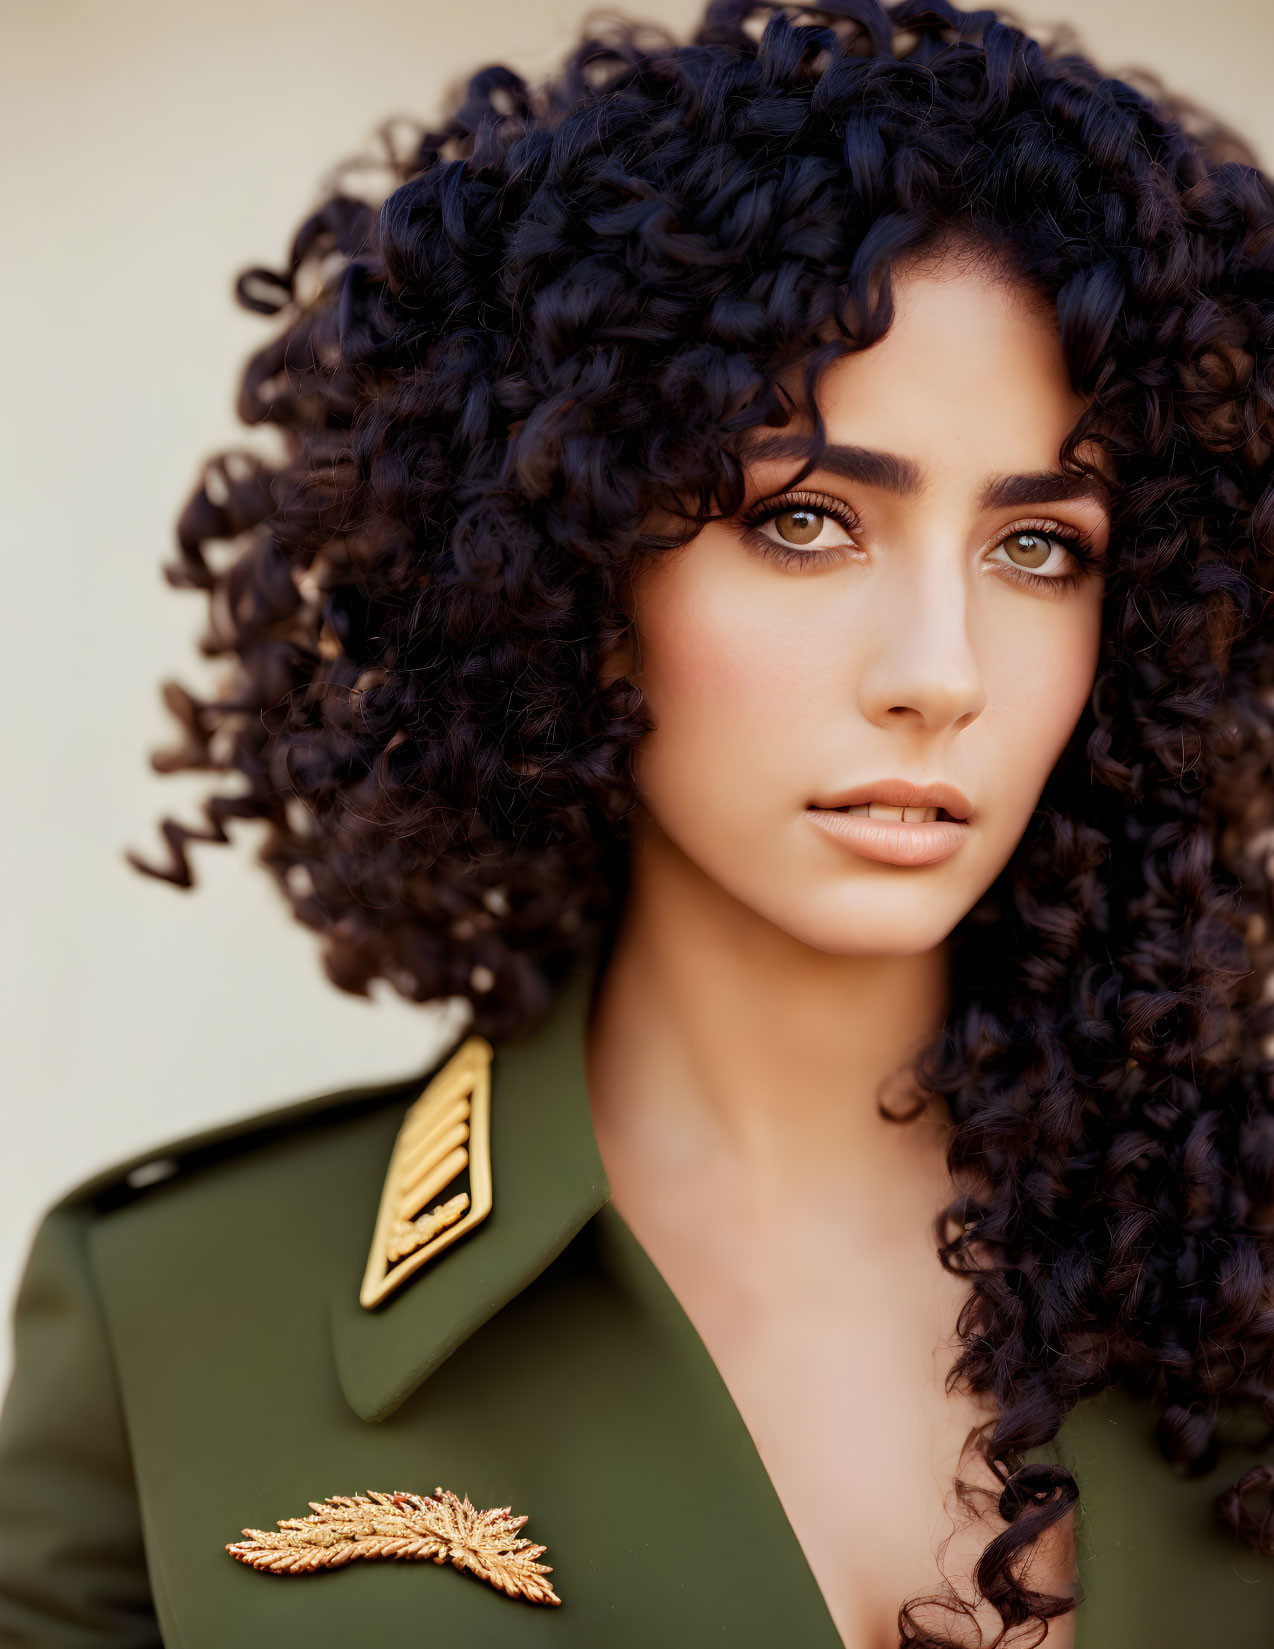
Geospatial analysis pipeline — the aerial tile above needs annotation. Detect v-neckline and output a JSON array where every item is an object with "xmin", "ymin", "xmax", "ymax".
[
  {"xmin": 560, "ymin": 958, "xmax": 1089, "ymax": 1648},
  {"xmin": 594, "ymin": 1193, "xmax": 1088, "ymax": 1648},
  {"xmin": 592, "ymin": 1196, "xmax": 848, "ymax": 1645}
]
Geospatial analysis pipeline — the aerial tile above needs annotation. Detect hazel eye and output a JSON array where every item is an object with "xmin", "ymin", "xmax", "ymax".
[
  {"xmin": 739, "ymin": 491, "xmax": 861, "ymax": 565},
  {"xmin": 984, "ymin": 520, "xmax": 1098, "ymax": 596},
  {"xmin": 771, "ymin": 505, "xmax": 828, "ymax": 546},
  {"xmin": 1005, "ymin": 531, "xmax": 1056, "ymax": 567},
  {"xmin": 998, "ymin": 530, "xmax": 1069, "ymax": 572}
]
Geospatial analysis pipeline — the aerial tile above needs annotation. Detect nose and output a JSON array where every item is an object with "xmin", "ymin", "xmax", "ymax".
[{"xmin": 855, "ymin": 555, "xmax": 987, "ymax": 735}]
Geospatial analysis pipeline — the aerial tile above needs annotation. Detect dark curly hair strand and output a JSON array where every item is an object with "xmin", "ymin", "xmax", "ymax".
[{"xmin": 130, "ymin": 2, "xmax": 1274, "ymax": 1642}]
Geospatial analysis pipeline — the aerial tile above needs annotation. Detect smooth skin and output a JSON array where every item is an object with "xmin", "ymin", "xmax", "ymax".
[{"xmin": 586, "ymin": 258, "xmax": 1110, "ymax": 1649}]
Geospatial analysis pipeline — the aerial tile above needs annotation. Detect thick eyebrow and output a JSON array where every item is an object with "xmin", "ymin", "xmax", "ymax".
[
  {"xmin": 740, "ymin": 434, "xmax": 922, "ymax": 497},
  {"xmin": 979, "ymin": 469, "xmax": 1110, "ymax": 511},
  {"xmin": 741, "ymin": 434, "xmax": 1111, "ymax": 513}
]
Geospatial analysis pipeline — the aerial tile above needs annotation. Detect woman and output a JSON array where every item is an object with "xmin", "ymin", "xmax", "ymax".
[{"xmin": 2, "ymin": 0, "xmax": 1273, "ymax": 1644}]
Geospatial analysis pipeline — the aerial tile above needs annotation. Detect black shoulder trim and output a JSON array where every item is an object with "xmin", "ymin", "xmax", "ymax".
[{"xmin": 55, "ymin": 1059, "xmax": 449, "ymax": 1219}]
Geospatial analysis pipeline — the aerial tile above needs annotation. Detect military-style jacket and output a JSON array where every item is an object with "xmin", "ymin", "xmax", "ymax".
[{"xmin": 1, "ymin": 967, "xmax": 1272, "ymax": 1648}]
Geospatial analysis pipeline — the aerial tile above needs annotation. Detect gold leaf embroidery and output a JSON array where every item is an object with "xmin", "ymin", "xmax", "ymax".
[{"xmin": 226, "ymin": 1487, "xmax": 561, "ymax": 1606}]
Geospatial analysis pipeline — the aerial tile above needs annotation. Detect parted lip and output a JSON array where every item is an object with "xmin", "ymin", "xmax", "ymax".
[{"xmin": 809, "ymin": 778, "xmax": 973, "ymax": 822}]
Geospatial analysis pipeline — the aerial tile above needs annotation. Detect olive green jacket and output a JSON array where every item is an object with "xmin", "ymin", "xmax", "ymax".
[{"xmin": 1, "ymin": 968, "xmax": 1271, "ymax": 1647}]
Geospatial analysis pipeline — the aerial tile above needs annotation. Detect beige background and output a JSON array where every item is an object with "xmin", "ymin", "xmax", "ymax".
[{"xmin": 3, "ymin": 0, "xmax": 1271, "ymax": 1378}]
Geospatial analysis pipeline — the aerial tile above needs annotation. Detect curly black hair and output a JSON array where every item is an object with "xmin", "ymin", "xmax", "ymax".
[{"xmin": 131, "ymin": 1, "xmax": 1274, "ymax": 1641}]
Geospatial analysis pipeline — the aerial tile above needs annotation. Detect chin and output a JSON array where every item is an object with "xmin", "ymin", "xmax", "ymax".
[{"xmin": 756, "ymin": 886, "xmax": 963, "ymax": 957}]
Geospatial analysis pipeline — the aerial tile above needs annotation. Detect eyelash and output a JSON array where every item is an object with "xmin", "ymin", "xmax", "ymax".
[{"xmin": 737, "ymin": 489, "xmax": 1100, "ymax": 594}]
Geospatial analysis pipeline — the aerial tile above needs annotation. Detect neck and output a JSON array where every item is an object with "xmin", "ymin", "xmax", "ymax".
[{"xmin": 586, "ymin": 825, "xmax": 953, "ymax": 1202}]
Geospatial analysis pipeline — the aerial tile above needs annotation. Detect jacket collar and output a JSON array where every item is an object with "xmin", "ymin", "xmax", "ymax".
[{"xmin": 330, "ymin": 961, "xmax": 610, "ymax": 1421}]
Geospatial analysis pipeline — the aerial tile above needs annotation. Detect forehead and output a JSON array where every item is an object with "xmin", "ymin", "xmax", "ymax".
[{"xmin": 767, "ymin": 262, "xmax": 1083, "ymax": 487}]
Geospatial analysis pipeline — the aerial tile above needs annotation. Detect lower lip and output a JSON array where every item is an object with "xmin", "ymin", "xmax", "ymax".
[{"xmin": 805, "ymin": 808, "xmax": 971, "ymax": 867}]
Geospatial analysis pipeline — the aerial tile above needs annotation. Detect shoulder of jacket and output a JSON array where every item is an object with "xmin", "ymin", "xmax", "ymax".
[{"xmin": 47, "ymin": 1058, "xmax": 445, "ymax": 1223}]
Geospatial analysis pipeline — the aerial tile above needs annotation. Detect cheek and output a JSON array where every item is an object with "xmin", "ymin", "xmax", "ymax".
[
  {"xmin": 631, "ymin": 539, "xmax": 836, "ymax": 815},
  {"xmin": 983, "ymin": 595, "xmax": 1102, "ymax": 806}
]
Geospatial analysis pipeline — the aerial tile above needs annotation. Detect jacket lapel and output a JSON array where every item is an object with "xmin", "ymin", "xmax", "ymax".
[{"xmin": 329, "ymin": 963, "xmax": 610, "ymax": 1422}]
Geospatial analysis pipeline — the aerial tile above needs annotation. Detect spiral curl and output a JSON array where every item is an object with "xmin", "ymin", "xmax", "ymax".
[{"xmin": 132, "ymin": 2, "xmax": 1274, "ymax": 1640}]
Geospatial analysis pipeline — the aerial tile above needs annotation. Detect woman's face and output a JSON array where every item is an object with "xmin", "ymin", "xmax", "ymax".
[{"xmin": 626, "ymin": 259, "xmax": 1109, "ymax": 954}]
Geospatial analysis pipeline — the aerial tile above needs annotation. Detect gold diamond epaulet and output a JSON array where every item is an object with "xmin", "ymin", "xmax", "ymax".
[{"xmin": 359, "ymin": 1035, "xmax": 494, "ymax": 1309}]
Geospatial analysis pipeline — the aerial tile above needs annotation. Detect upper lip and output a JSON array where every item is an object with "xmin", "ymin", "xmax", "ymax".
[{"xmin": 810, "ymin": 778, "xmax": 973, "ymax": 822}]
